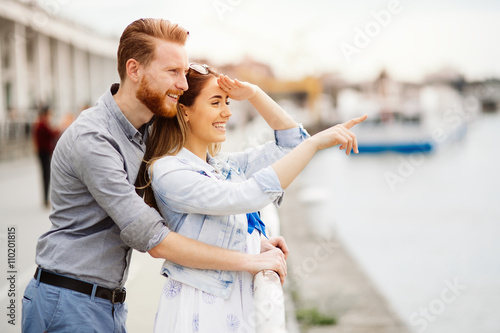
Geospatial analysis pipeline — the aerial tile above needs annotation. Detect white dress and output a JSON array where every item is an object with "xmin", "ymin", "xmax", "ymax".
[{"xmin": 154, "ymin": 230, "xmax": 260, "ymax": 333}]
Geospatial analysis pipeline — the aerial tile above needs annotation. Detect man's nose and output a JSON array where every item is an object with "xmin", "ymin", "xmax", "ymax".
[{"xmin": 176, "ymin": 75, "xmax": 188, "ymax": 91}]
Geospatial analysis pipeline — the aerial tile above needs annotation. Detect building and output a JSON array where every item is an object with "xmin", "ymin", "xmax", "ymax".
[
  {"xmin": 0, "ymin": 0, "xmax": 118, "ymax": 124},
  {"xmin": 0, "ymin": 0, "xmax": 118, "ymax": 159}
]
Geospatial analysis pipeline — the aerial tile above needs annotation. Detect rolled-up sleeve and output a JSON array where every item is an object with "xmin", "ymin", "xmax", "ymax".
[
  {"xmin": 70, "ymin": 132, "xmax": 170, "ymax": 252},
  {"xmin": 121, "ymin": 208, "xmax": 170, "ymax": 252},
  {"xmin": 225, "ymin": 124, "xmax": 310, "ymax": 178},
  {"xmin": 274, "ymin": 124, "xmax": 310, "ymax": 149},
  {"xmin": 252, "ymin": 165, "xmax": 285, "ymax": 207}
]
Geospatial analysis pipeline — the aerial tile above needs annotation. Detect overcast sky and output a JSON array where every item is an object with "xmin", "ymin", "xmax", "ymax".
[{"xmin": 38, "ymin": 0, "xmax": 500, "ymax": 82}]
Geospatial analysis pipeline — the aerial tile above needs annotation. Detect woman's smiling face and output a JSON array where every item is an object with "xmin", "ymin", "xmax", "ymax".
[{"xmin": 183, "ymin": 76, "xmax": 232, "ymax": 148}]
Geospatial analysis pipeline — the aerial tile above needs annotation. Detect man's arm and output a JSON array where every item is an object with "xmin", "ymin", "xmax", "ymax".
[{"xmin": 148, "ymin": 232, "xmax": 287, "ymax": 282}]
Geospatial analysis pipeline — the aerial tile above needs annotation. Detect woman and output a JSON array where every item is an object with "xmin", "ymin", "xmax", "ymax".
[{"xmin": 138, "ymin": 64, "xmax": 366, "ymax": 332}]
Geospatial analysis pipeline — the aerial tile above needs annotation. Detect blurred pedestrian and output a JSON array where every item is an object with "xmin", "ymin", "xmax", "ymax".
[{"xmin": 32, "ymin": 105, "xmax": 59, "ymax": 207}]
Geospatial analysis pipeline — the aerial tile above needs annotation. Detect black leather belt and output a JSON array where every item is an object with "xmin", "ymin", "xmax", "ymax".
[{"xmin": 35, "ymin": 268, "xmax": 126, "ymax": 304}]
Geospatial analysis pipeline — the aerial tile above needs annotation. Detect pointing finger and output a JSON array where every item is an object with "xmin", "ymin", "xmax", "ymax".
[{"xmin": 342, "ymin": 114, "xmax": 368, "ymax": 130}]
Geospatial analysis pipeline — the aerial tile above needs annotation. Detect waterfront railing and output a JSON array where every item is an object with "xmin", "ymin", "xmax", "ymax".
[{"xmin": 254, "ymin": 204, "xmax": 287, "ymax": 333}]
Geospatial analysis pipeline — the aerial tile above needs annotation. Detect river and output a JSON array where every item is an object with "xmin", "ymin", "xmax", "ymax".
[{"xmin": 297, "ymin": 112, "xmax": 500, "ymax": 332}]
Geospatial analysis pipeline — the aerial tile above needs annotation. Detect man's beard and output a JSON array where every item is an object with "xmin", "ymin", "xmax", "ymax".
[{"xmin": 136, "ymin": 76, "xmax": 182, "ymax": 118}]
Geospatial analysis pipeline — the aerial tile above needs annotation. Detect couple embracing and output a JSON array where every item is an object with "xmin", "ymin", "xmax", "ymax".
[{"xmin": 22, "ymin": 18, "xmax": 365, "ymax": 333}]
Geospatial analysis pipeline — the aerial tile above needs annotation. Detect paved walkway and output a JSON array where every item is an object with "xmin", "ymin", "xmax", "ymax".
[{"xmin": 0, "ymin": 155, "xmax": 164, "ymax": 333}]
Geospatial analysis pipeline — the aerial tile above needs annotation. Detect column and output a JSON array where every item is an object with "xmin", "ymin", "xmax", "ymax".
[
  {"xmin": 88, "ymin": 56, "xmax": 118, "ymax": 103},
  {"xmin": 54, "ymin": 40, "xmax": 73, "ymax": 116},
  {"xmin": 104, "ymin": 57, "xmax": 119, "ymax": 85},
  {"xmin": 12, "ymin": 22, "xmax": 29, "ymax": 116},
  {"xmin": 34, "ymin": 33, "xmax": 53, "ymax": 108},
  {"xmin": 88, "ymin": 54, "xmax": 104, "ymax": 103},
  {"xmin": 72, "ymin": 47, "xmax": 91, "ymax": 111},
  {"xmin": 0, "ymin": 25, "xmax": 5, "ymax": 123}
]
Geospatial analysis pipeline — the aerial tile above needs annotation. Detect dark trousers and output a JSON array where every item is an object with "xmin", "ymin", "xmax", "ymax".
[{"xmin": 37, "ymin": 151, "xmax": 51, "ymax": 205}]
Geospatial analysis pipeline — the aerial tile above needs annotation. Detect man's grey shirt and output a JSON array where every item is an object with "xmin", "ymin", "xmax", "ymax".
[{"xmin": 36, "ymin": 84, "xmax": 170, "ymax": 289}]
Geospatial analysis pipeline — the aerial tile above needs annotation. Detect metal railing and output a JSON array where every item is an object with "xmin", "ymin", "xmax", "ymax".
[{"xmin": 254, "ymin": 204, "xmax": 287, "ymax": 333}]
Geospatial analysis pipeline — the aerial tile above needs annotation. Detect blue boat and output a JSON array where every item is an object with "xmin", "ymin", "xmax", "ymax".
[
  {"xmin": 358, "ymin": 141, "xmax": 434, "ymax": 154},
  {"xmin": 355, "ymin": 120, "xmax": 467, "ymax": 155}
]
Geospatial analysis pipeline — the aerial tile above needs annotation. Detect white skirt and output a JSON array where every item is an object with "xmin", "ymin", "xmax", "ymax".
[{"xmin": 154, "ymin": 230, "xmax": 261, "ymax": 333}]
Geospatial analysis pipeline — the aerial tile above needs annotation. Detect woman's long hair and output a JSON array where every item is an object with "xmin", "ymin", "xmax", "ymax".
[{"xmin": 136, "ymin": 65, "xmax": 221, "ymax": 209}]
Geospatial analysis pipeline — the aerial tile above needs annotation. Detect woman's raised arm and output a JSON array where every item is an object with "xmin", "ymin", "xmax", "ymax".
[
  {"xmin": 217, "ymin": 75, "xmax": 297, "ymax": 131},
  {"xmin": 272, "ymin": 114, "xmax": 368, "ymax": 189}
]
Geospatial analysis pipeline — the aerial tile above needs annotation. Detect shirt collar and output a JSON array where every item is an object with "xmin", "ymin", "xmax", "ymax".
[
  {"xmin": 104, "ymin": 83, "xmax": 144, "ymax": 142},
  {"xmin": 177, "ymin": 148, "xmax": 220, "ymax": 176}
]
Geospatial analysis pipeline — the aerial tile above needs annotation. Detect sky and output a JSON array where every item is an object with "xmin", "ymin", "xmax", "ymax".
[{"xmin": 35, "ymin": 0, "xmax": 500, "ymax": 82}]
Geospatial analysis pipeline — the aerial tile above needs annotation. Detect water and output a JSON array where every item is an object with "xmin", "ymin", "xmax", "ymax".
[{"xmin": 298, "ymin": 112, "xmax": 500, "ymax": 333}]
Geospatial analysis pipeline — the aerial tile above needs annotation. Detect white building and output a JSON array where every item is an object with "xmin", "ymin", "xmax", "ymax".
[{"xmin": 0, "ymin": 0, "xmax": 118, "ymax": 124}]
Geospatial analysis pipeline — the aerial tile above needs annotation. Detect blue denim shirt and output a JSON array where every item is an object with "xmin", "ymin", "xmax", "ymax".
[{"xmin": 151, "ymin": 125, "xmax": 309, "ymax": 298}]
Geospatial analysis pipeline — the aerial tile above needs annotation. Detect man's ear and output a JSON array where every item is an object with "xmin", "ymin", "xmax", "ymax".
[{"xmin": 126, "ymin": 59, "xmax": 141, "ymax": 83}]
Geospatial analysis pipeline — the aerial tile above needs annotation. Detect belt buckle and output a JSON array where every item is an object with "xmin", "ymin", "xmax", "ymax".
[{"xmin": 111, "ymin": 288, "xmax": 125, "ymax": 304}]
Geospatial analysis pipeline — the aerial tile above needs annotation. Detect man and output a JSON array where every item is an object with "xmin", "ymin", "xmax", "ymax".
[{"xmin": 22, "ymin": 18, "xmax": 287, "ymax": 332}]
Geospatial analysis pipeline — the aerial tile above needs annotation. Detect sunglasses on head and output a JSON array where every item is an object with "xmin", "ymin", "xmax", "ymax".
[{"xmin": 189, "ymin": 63, "xmax": 210, "ymax": 75}]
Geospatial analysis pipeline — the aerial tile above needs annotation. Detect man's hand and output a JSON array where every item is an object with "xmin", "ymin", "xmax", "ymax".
[
  {"xmin": 258, "ymin": 236, "xmax": 289, "ymax": 285},
  {"xmin": 248, "ymin": 248, "xmax": 287, "ymax": 285},
  {"xmin": 261, "ymin": 236, "xmax": 289, "ymax": 260}
]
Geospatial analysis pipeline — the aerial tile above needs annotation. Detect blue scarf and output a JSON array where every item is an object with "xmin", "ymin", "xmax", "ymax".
[{"xmin": 246, "ymin": 212, "xmax": 267, "ymax": 238}]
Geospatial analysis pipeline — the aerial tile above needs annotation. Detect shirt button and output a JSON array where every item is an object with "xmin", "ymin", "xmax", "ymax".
[{"xmin": 139, "ymin": 140, "xmax": 143, "ymax": 145}]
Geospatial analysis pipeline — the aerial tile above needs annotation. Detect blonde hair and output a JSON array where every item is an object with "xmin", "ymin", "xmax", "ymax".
[{"xmin": 117, "ymin": 18, "xmax": 189, "ymax": 81}]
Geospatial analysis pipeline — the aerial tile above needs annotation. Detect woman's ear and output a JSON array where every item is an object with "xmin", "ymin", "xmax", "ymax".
[{"xmin": 178, "ymin": 105, "xmax": 189, "ymax": 122}]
